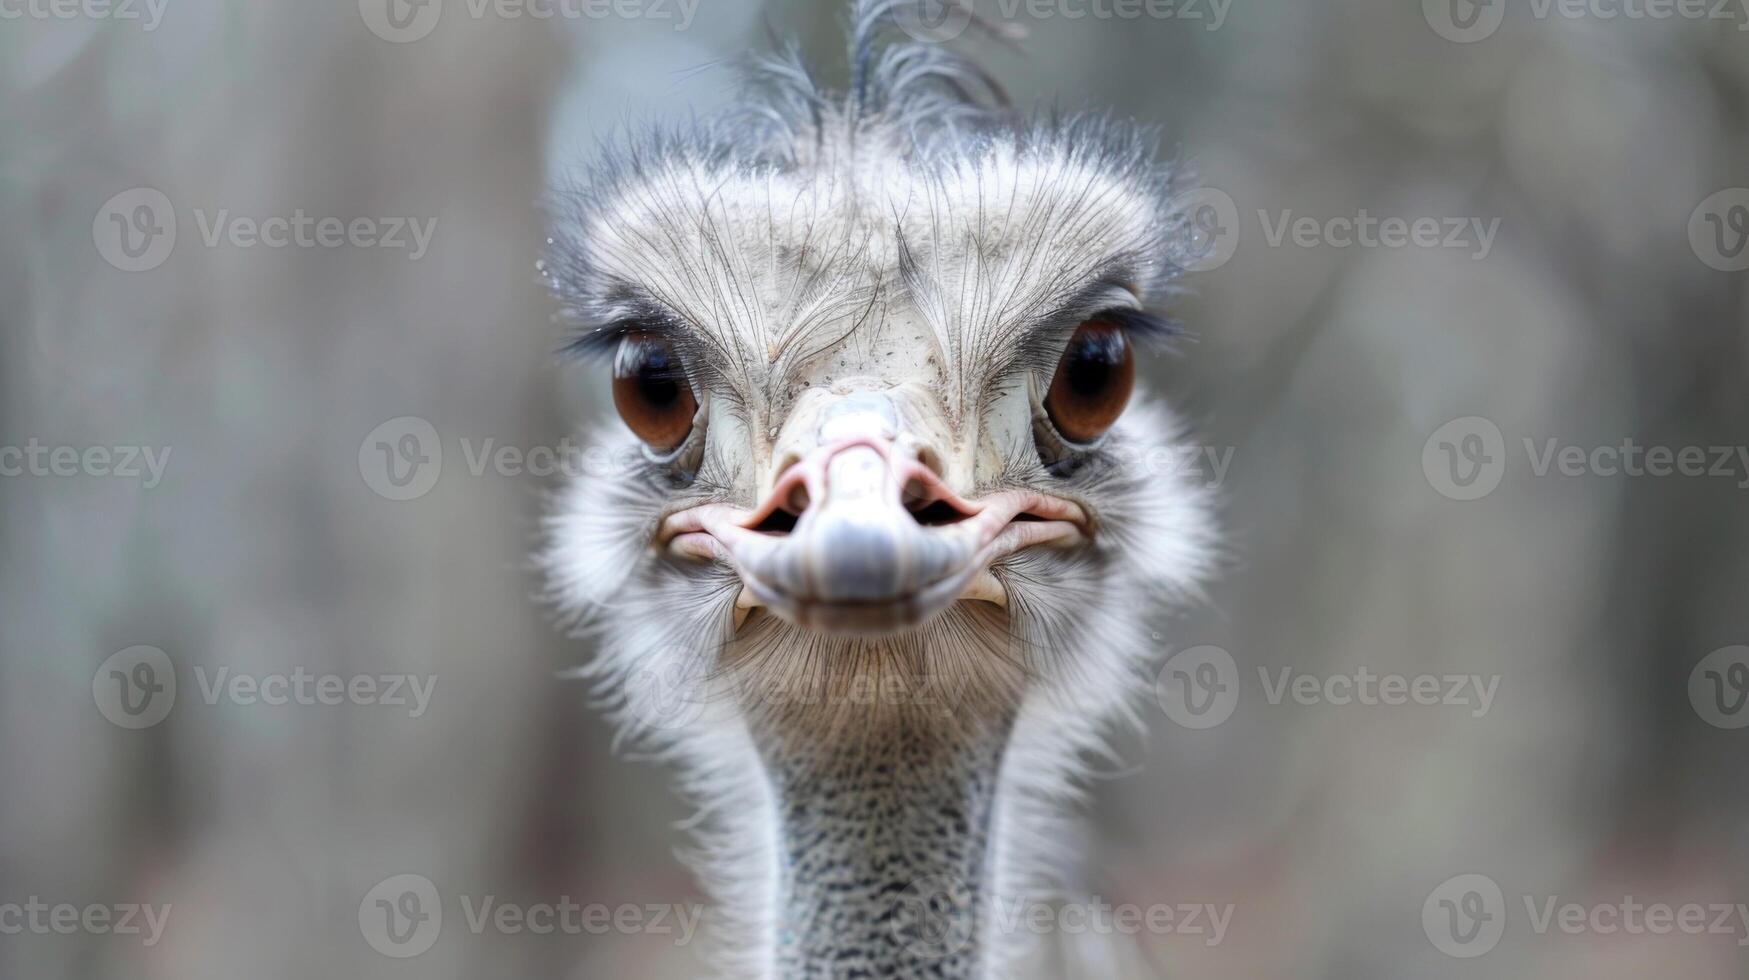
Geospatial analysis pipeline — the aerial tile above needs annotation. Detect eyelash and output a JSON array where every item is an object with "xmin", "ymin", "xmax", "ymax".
[
  {"xmin": 1090, "ymin": 307, "xmax": 1180, "ymax": 346},
  {"xmin": 992, "ymin": 306, "xmax": 1175, "ymax": 390},
  {"xmin": 561, "ymin": 305, "xmax": 1177, "ymax": 441},
  {"xmin": 559, "ymin": 314, "xmax": 677, "ymax": 361}
]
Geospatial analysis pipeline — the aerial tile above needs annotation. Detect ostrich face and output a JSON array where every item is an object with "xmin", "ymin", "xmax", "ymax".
[{"xmin": 545, "ymin": 59, "xmax": 1214, "ymax": 733}]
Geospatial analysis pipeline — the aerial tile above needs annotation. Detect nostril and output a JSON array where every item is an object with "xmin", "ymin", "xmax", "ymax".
[
  {"xmin": 913, "ymin": 446, "xmax": 944, "ymax": 479},
  {"xmin": 901, "ymin": 476, "xmax": 929, "ymax": 510},
  {"xmin": 899, "ymin": 451, "xmax": 973, "ymax": 527},
  {"xmin": 745, "ymin": 456, "xmax": 812, "ymax": 535},
  {"xmin": 757, "ymin": 442, "xmax": 967, "ymax": 532},
  {"xmin": 751, "ymin": 508, "xmax": 800, "ymax": 534},
  {"xmin": 902, "ymin": 476, "xmax": 974, "ymax": 527},
  {"xmin": 772, "ymin": 452, "xmax": 803, "ymax": 488},
  {"xmin": 907, "ymin": 499, "xmax": 971, "ymax": 527}
]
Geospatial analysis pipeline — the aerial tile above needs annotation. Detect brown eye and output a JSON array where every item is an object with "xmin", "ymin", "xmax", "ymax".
[
  {"xmin": 612, "ymin": 331, "xmax": 697, "ymax": 451},
  {"xmin": 1045, "ymin": 318, "xmax": 1135, "ymax": 444}
]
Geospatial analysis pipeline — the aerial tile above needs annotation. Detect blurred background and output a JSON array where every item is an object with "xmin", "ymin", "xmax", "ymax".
[{"xmin": 3, "ymin": 0, "xmax": 1748, "ymax": 977}]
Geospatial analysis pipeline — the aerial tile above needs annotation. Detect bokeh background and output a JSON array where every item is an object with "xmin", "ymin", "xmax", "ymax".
[{"xmin": 4, "ymin": 0, "xmax": 1748, "ymax": 977}]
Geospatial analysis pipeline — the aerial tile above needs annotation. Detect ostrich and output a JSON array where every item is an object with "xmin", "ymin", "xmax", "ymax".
[{"xmin": 542, "ymin": 2, "xmax": 1216, "ymax": 975}]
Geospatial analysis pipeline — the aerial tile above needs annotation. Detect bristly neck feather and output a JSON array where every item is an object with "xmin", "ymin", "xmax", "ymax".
[
  {"xmin": 751, "ymin": 697, "xmax": 1016, "ymax": 980},
  {"xmin": 712, "ymin": 604, "xmax": 1031, "ymax": 979}
]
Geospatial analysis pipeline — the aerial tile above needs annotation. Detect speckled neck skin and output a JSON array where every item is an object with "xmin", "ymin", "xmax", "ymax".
[{"xmin": 754, "ymin": 705, "xmax": 1016, "ymax": 980}]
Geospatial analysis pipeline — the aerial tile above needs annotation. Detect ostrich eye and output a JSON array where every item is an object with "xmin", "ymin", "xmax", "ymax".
[
  {"xmin": 1044, "ymin": 318, "xmax": 1135, "ymax": 444},
  {"xmin": 612, "ymin": 332, "xmax": 697, "ymax": 451}
]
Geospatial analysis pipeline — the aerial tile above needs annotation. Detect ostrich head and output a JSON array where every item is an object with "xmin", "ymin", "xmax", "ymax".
[{"xmin": 543, "ymin": 3, "xmax": 1215, "ymax": 976}]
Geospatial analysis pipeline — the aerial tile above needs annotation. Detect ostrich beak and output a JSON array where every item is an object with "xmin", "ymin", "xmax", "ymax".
[{"xmin": 661, "ymin": 435, "xmax": 1087, "ymax": 636}]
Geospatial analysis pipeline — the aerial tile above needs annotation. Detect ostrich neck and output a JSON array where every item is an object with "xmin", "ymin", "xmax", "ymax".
[{"xmin": 751, "ymin": 706, "xmax": 1016, "ymax": 980}]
